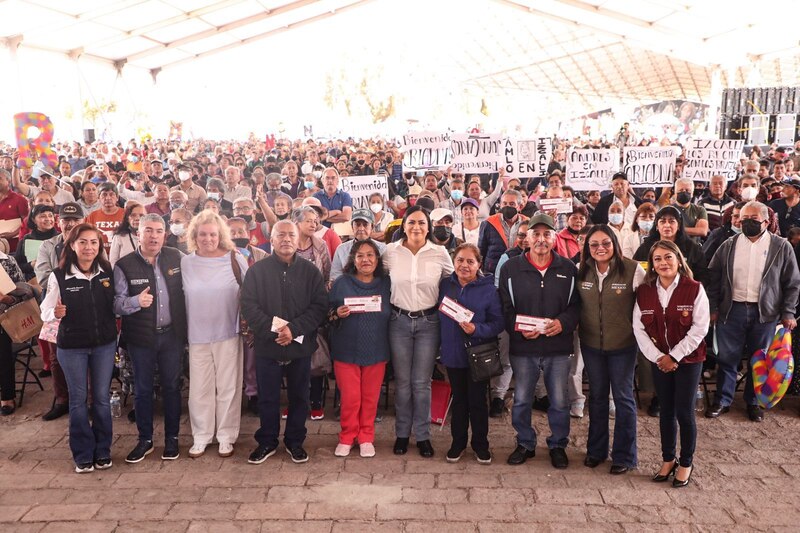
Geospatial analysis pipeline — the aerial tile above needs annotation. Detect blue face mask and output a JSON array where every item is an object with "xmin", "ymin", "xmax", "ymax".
[
  {"xmin": 304, "ymin": 180, "xmax": 315, "ymax": 189},
  {"xmin": 415, "ymin": 170, "xmax": 425, "ymax": 178},
  {"xmin": 608, "ymin": 213, "xmax": 624, "ymax": 225},
  {"xmin": 450, "ymin": 190, "xmax": 463, "ymax": 201},
  {"xmin": 638, "ymin": 220, "xmax": 653, "ymax": 233}
]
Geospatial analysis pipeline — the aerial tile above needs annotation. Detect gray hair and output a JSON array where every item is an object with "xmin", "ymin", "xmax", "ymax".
[
  {"xmin": 170, "ymin": 189, "xmax": 188, "ymax": 202},
  {"xmin": 291, "ymin": 206, "xmax": 319, "ymax": 224},
  {"xmin": 139, "ymin": 213, "xmax": 166, "ymax": 228},
  {"xmin": 674, "ymin": 177, "xmax": 694, "ymax": 190},
  {"xmin": 206, "ymin": 177, "xmax": 225, "ymax": 191},
  {"xmin": 266, "ymin": 172, "xmax": 283, "ymax": 185},
  {"xmin": 742, "ymin": 201, "xmax": 769, "ymax": 220},
  {"xmin": 233, "ymin": 196, "xmax": 254, "ymax": 208},
  {"xmin": 270, "ymin": 219, "xmax": 297, "ymax": 239},
  {"xmin": 501, "ymin": 189, "xmax": 523, "ymax": 204},
  {"xmin": 744, "ymin": 160, "xmax": 759, "ymax": 172},
  {"xmin": 0, "ymin": 169, "xmax": 10, "ymax": 181}
]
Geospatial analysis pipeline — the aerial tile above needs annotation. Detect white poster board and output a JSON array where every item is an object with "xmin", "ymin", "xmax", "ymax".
[
  {"xmin": 683, "ymin": 139, "xmax": 745, "ymax": 181},
  {"xmin": 565, "ymin": 148, "xmax": 619, "ymax": 191},
  {"xmin": 450, "ymin": 133, "xmax": 502, "ymax": 173},
  {"xmin": 622, "ymin": 146, "xmax": 679, "ymax": 186},
  {"xmin": 401, "ymin": 131, "xmax": 452, "ymax": 170},
  {"xmin": 340, "ymin": 174, "xmax": 388, "ymax": 211},
  {"xmin": 502, "ymin": 137, "xmax": 552, "ymax": 181}
]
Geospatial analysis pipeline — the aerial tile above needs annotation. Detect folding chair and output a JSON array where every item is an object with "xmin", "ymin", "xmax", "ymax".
[{"xmin": 14, "ymin": 337, "xmax": 43, "ymax": 407}]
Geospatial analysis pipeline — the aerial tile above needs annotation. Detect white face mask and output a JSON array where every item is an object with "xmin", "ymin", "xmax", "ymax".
[
  {"xmin": 179, "ymin": 171, "xmax": 192, "ymax": 182},
  {"xmin": 207, "ymin": 192, "xmax": 220, "ymax": 201},
  {"xmin": 170, "ymin": 223, "xmax": 185, "ymax": 236},
  {"xmin": 608, "ymin": 213, "xmax": 624, "ymax": 225},
  {"xmin": 740, "ymin": 186, "xmax": 758, "ymax": 201},
  {"xmin": 370, "ymin": 203, "xmax": 383, "ymax": 214}
]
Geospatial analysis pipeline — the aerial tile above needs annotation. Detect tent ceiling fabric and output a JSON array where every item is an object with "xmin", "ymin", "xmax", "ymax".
[{"xmin": 3, "ymin": 0, "xmax": 800, "ymax": 117}]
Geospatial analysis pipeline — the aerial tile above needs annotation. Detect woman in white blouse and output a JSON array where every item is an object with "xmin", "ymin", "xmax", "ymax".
[{"xmin": 382, "ymin": 205, "xmax": 454, "ymax": 458}]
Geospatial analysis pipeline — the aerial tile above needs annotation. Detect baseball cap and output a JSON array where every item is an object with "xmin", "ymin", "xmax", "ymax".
[
  {"xmin": 430, "ymin": 208, "xmax": 454, "ymax": 223},
  {"xmin": 351, "ymin": 208, "xmax": 374, "ymax": 224},
  {"xmin": 459, "ymin": 198, "xmax": 480, "ymax": 211},
  {"xmin": 611, "ymin": 171, "xmax": 628, "ymax": 182},
  {"xmin": 783, "ymin": 178, "xmax": 800, "ymax": 190},
  {"xmin": 528, "ymin": 212, "xmax": 556, "ymax": 231},
  {"xmin": 59, "ymin": 202, "xmax": 85, "ymax": 220}
]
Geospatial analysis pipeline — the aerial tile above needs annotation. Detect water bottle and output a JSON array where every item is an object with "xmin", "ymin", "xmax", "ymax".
[
  {"xmin": 695, "ymin": 386, "xmax": 704, "ymax": 412},
  {"xmin": 110, "ymin": 390, "xmax": 122, "ymax": 418}
]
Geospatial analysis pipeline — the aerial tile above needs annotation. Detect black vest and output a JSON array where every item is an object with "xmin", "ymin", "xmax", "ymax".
[
  {"xmin": 54, "ymin": 267, "xmax": 117, "ymax": 349},
  {"xmin": 115, "ymin": 247, "xmax": 187, "ymax": 348}
]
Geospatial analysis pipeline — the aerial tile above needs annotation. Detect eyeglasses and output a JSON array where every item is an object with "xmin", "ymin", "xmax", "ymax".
[{"xmin": 589, "ymin": 241, "xmax": 613, "ymax": 249}]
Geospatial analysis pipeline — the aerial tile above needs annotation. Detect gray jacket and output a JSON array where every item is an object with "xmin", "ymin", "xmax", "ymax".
[
  {"xmin": 707, "ymin": 232, "xmax": 800, "ymax": 323},
  {"xmin": 34, "ymin": 234, "xmax": 64, "ymax": 286}
]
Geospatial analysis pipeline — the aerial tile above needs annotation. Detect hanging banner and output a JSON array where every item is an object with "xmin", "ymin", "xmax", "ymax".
[
  {"xmin": 565, "ymin": 147, "xmax": 619, "ymax": 191},
  {"xmin": 502, "ymin": 137, "xmax": 552, "ymax": 181},
  {"xmin": 340, "ymin": 174, "xmax": 389, "ymax": 211},
  {"xmin": 622, "ymin": 146, "xmax": 679, "ymax": 186},
  {"xmin": 450, "ymin": 133, "xmax": 502, "ymax": 173},
  {"xmin": 14, "ymin": 112, "xmax": 57, "ymax": 169},
  {"xmin": 401, "ymin": 131, "xmax": 452, "ymax": 170},
  {"xmin": 682, "ymin": 139, "xmax": 745, "ymax": 181}
]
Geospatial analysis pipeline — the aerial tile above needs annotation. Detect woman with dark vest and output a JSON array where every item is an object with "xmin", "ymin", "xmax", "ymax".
[
  {"xmin": 577, "ymin": 225, "xmax": 645, "ymax": 475},
  {"xmin": 633, "ymin": 240, "xmax": 709, "ymax": 487},
  {"xmin": 40, "ymin": 223, "xmax": 118, "ymax": 473}
]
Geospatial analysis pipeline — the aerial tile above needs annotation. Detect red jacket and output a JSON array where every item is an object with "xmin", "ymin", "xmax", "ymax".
[
  {"xmin": 636, "ymin": 276, "xmax": 706, "ymax": 364},
  {"xmin": 555, "ymin": 228, "xmax": 580, "ymax": 261}
]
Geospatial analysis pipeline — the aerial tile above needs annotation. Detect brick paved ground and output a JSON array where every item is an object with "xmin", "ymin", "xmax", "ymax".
[{"xmin": 3, "ymin": 364, "xmax": 800, "ymax": 532}]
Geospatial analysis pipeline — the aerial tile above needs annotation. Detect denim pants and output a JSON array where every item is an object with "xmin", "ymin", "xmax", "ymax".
[
  {"xmin": 389, "ymin": 311, "xmax": 440, "ymax": 441},
  {"xmin": 581, "ymin": 343, "xmax": 638, "ymax": 467},
  {"xmin": 510, "ymin": 353, "xmax": 571, "ymax": 450},
  {"xmin": 128, "ymin": 329, "xmax": 183, "ymax": 443},
  {"xmin": 255, "ymin": 356, "xmax": 310, "ymax": 449},
  {"xmin": 446, "ymin": 366, "xmax": 489, "ymax": 453},
  {"xmin": 57, "ymin": 341, "xmax": 117, "ymax": 464},
  {"xmin": 715, "ymin": 302, "xmax": 776, "ymax": 407},
  {"xmin": 651, "ymin": 361, "xmax": 703, "ymax": 467}
]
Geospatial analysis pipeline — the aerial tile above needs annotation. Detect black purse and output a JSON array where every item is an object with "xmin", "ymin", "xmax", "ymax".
[{"xmin": 465, "ymin": 336, "xmax": 503, "ymax": 382}]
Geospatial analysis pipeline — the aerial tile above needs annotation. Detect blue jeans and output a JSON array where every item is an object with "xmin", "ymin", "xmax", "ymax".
[
  {"xmin": 715, "ymin": 302, "xmax": 776, "ymax": 407},
  {"xmin": 57, "ymin": 341, "xmax": 117, "ymax": 464},
  {"xmin": 389, "ymin": 311, "xmax": 440, "ymax": 441},
  {"xmin": 651, "ymin": 361, "xmax": 703, "ymax": 467},
  {"xmin": 255, "ymin": 356, "xmax": 310, "ymax": 449},
  {"xmin": 510, "ymin": 353, "xmax": 571, "ymax": 450},
  {"xmin": 128, "ymin": 329, "xmax": 183, "ymax": 443},
  {"xmin": 581, "ymin": 343, "xmax": 638, "ymax": 467}
]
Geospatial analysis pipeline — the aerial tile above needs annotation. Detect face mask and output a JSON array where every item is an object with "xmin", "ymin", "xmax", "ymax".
[
  {"xmin": 385, "ymin": 157, "xmax": 393, "ymax": 164},
  {"xmin": 501, "ymin": 206, "xmax": 518, "ymax": 220},
  {"xmin": 741, "ymin": 218, "xmax": 764, "ymax": 238},
  {"xmin": 415, "ymin": 170, "xmax": 425, "ymax": 178},
  {"xmin": 643, "ymin": 198, "xmax": 655, "ymax": 204},
  {"xmin": 304, "ymin": 180, "xmax": 315, "ymax": 190},
  {"xmin": 408, "ymin": 198, "xmax": 417, "ymax": 207},
  {"xmin": 169, "ymin": 223, "xmax": 185, "ymax": 236},
  {"xmin": 566, "ymin": 226, "xmax": 579, "ymax": 235},
  {"xmin": 277, "ymin": 212, "xmax": 289, "ymax": 220},
  {"xmin": 130, "ymin": 155, "xmax": 139, "ymax": 163},
  {"xmin": 357, "ymin": 159, "xmax": 365, "ymax": 166},
  {"xmin": 179, "ymin": 171, "xmax": 192, "ymax": 182},
  {"xmin": 370, "ymin": 203, "xmax": 383, "ymax": 214},
  {"xmin": 676, "ymin": 192, "xmax": 692, "ymax": 204},
  {"xmin": 432, "ymin": 226, "xmax": 451, "ymax": 241},
  {"xmin": 240, "ymin": 214, "xmax": 252, "ymax": 223},
  {"xmin": 731, "ymin": 224, "xmax": 742, "ymax": 234},
  {"xmin": 207, "ymin": 192, "xmax": 220, "ymax": 201},
  {"xmin": 233, "ymin": 237, "xmax": 250, "ymax": 249},
  {"xmin": 313, "ymin": 170, "xmax": 322, "ymax": 179},
  {"xmin": 450, "ymin": 190, "xmax": 464, "ymax": 201},
  {"xmin": 638, "ymin": 220, "xmax": 654, "ymax": 233},
  {"xmin": 301, "ymin": 163, "xmax": 313, "ymax": 174},
  {"xmin": 170, "ymin": 202, "xmax": 184, "ymax": 210},
  {"xmin": 608, "ymin": 213, "xmax": 624, "ymax": 225},
  {"xmin": 291, "ymin": 156, "xmax": 298, "ymax": 161},
  {"xmin": 740, "ymin": 186, "xmax": 758, "ymax": 201}
]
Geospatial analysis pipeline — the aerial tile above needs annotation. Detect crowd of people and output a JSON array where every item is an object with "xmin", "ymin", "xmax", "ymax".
[{"xmin": 1, "ymin": 135, "xmax": 799, "ymax": 488}]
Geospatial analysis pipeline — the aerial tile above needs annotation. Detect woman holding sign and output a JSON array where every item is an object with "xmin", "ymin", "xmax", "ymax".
[
  {"xmin": 328, "ymin": 240, "xmax": 391, "ymax": 458},
  {"xmin": 383, "ymin": 205, "xmax": 454, "ymax": 457},
  {"xmin": 438, "ymin": 243, "xmax": 504, "ymax": 464}
]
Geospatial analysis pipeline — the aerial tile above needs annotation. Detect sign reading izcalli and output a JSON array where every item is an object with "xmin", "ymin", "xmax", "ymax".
[
  {"xmin": 502, "ymin": 137, "xmax": 552, "ymax": 181},
  {"xmin": 340, "ymin": 174, "xmax": 389, "ymax": 210},
  {"xmin": 623, "ymin": 146, "xmax": 680, "ymax": 186},
  {"xmin": 450, "ymin": 133, "xmax": 503, "ymax": 173},
  {"xmin": 682, "ymin": 139, "xmax": 745, "ymax": 181},
  {"xmin": 565, "ymin": 147, "xmax": 619, "ymax": 191},
  {"xmin": 401, "ymin": 131, "xmax": 452, "ymax": 170}
]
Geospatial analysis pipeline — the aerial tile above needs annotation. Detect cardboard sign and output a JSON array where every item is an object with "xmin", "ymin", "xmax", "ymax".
[
  {"xmin": 340, "ymin": 174, "xmax": 389, "ymax": 211},
  {"xmin": 565, "ymin": 148, "xmax": 619, "ymax": 191},
  {"xmin": 538, "ymin": 197, "xmax": 574, "ymax": 215},
  {"xmin": 502, "ymin": 137, "xmax": 552, "ymax": 181},
  {"xmin": 450, "ymin": 133, "xmax": 502, "ymax": 173},
  {"xmin": 683, "ymin": 139, "xmax": 745, "ymax": 181},
  {"xmin": 623, "ymin": 146, "xmax": 679, "ymax": 186},
  {"xmin": 401, "ymin": 131, "xmax": 452, "ymax": 170}
]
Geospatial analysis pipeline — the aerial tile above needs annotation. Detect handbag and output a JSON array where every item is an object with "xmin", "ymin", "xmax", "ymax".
[
  {"xmin": 229, "ymin": 251, "xmax": 254, "ymax": 346},
  {"xmin": 0, "ymin": 298, "xmax": 43, "ymax": 343},
  {"xmin": 465, "ymin": 336, "xmax": 503, "ymax": 382}
]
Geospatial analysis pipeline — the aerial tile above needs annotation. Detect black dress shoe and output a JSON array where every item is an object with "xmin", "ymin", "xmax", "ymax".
[
  {"xmin": 705, "ymin": 403, "xmax": 729, "ymax": 418},
  {"xmin": 610, "ymin": 464, "xmax": 629, "ymax": 475},
  {"xmin": 652, "ymin": 460, "xmax": 677, "ymax": 482},
  {"xmin": 647, "ymin": 396, "xmax": 660, "ymax": 418},
  {"xmin": 532, "ymin": 396, "xmax": 550, "ymax": 412},
  {"xmin": 672, "ymin": 465, "xmax": 694, "ymax": 487},
  {"xmin": 416, "ymin": 440, "xmax": 434, "ymax": 458},
  {"xmin": 747, "ymin": 405, "xmax": 764, "ymax": 422},
  {"xmin": 507, "ymin": 445, "xmax": 535, "ymax": 465},
  {"xmin": 583, "ymin": 455, "xmax": 604, "ymax": 468},
  {"xmin": 127, "ymin": 409, "xmax": 136, "ymax": 423},
  {"xmin": 393, "ymin": 437, "xmax": 409, "ymax": 455},
  {"xmin": 42, "ymin": 403, "xmax": 69, "ymax": 421},
  {"xmin": 489, "ymin": 397, "xmax": 505, "ymax": 418},
  {"xmin": 0, "ymin": 402, "xmax": 15, "ymax": 416},
  {"xmin": 37, "ymin": 369, "xmax": 52, "ymax": 378},
  {"xmin": 549, "ymin": 448, "xmax": 569, "ymax": 469}
]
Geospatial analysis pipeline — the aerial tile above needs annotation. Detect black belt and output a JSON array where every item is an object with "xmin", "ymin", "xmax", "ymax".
[
  {"xmin": 732, "ymin": 301, "xmax": 758, "ymax": 305},
  {"xmin": 155, "ymin": 324, "xmax": 172, "ymax": 334},
  {"xmin": 392, "ymin": 305, "xmax": 437, "ymax": 318}
]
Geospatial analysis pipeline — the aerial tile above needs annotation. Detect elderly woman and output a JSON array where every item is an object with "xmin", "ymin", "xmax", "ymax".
[
  {"xmin": 328, "ymin": 240, "xmax": 392, "ymax": 457},
  {"xmin": 166, "ymin": 208, "xmax": 192, "ymax": 254},
  {"xmin": 181, "ymin": 209, "xmax": 248, "ymax": 459},
  {"xmin": 109, "ymin": 201, "xmax": 145, "ymax": 266}
]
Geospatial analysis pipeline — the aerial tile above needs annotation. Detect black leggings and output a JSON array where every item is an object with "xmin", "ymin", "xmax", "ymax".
[
  {"xmin": 651, "ymin": 361, "xmax": 702, "ymax": 467},
  {"xmin": 0, "ymin": 328, "xmax": 14, "ymax": 401}
]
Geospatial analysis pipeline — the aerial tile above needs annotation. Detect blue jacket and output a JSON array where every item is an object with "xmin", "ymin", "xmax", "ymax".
[{"xmin": 438, "ymin": 273, "xmax": 505, "ymax": 368}]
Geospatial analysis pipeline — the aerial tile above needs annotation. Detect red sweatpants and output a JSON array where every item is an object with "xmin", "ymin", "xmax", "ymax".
[{"xmin": 334, "ymin": 360, "xmax": 386, "ymax": 445}]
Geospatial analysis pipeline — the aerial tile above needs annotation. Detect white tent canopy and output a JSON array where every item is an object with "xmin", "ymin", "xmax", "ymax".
[{"xmin": 2, "ymin": 0, "xmax": 799, "ymax": 140}]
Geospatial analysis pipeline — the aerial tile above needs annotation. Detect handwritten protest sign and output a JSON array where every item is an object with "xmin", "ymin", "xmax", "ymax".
[
  {"xmin": 565, "ymin": 148, "xmax": 619, "ymax": 191},
  {"xmin": 502, "ymin": 137, "xmax": 552, "ymax": 181},
  {"xmin": 340, "ymin": 174, "xmax": 389, "ymax": 210},
  {"xmin": 683, "ymin": 139, "xmax": 745, "ymax": 181},
  {"xmin": 401, "ymin": 131, "xmax": 452, "ymax": 169},
  {"xmin": 451, "ymin": 133, "xmax": 502, "ymax": 173},
  {"xmin": 623, "ymin": 146, "xmax": 679, "ymax": 186}
]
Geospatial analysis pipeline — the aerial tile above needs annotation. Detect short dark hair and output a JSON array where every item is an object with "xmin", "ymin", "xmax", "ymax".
[{"xmin": 343, "ymin": 239, "xmax": 385, "ymax": 277}]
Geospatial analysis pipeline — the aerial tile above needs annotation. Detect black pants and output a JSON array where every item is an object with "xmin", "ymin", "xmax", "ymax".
[
  {"xmin": 651, "ymin": 361, "xmax": 702, "ymax": 467},
  {"xmin": 0, "ymin": 328, "xmax": 13, "ymax": 401},
  {"xmin": 255, "ymin": 356, "xmax": 310, "ymax": 449},
  {"xmin": 446, "ymin": 366, "xmax": 489, "ymax": 453}
]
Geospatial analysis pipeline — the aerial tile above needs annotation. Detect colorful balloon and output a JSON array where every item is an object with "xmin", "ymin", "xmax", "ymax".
[{"xmin": 14, "ymin": 112, "xmax": 57, "ymax": 169}]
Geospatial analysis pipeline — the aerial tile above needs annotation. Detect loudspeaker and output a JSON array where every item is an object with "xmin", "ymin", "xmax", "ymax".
[
  {"xmin": 83, "ymin": 129, "xmax": 95, "ymax": 144},
  {"xmin": 722, "ymin": 89, "xmax": 734, "ymax": 116},
  {"xmin": 765, "ymin": 88, "xmax": 778, "ymax": 114},
  {"xmin": 787, "ymin": 88, "xmax": 798, "ymax": 114},
  {"xmin": 737, "ymin": 89, "xmax": 748, "ymax": 116}
]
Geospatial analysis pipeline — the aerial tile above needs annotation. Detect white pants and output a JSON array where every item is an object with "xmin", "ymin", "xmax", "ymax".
[{"xmin": 188, "ymin": 336, "xmax": 243, "ymax": 446}]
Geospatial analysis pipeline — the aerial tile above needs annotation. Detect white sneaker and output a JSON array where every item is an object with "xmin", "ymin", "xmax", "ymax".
[
  {"xmin": 334, "ymin": 443, "xmax": 352, "ymax": 457},
  {"xmin": 188, "ymin": 443, "xmax": 207, "ymax": 458},
  {"xmin": 359, "ymin": 442, "xmax": 376, "ymax": 458},
  {"xmin": 609, "ymin": 402, "xmax": 616, "ymax": 419},
  {"xmin": 570, "ymin": 402, "xmax": 584, "ymax": 418},
  {"xmin": 218, "ymin": 442, "xmax": 234, "ymax": 457}
]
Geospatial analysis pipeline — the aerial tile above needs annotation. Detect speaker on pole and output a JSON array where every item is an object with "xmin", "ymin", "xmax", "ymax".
[{"xmin": 83, "ymin": 129, "xmax": 96, "ymax": 144}]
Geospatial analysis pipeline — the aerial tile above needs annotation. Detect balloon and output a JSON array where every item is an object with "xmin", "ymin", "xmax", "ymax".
[{"xmin": 14, "ymin": 112, "xmax": 57, "ymax": 169}]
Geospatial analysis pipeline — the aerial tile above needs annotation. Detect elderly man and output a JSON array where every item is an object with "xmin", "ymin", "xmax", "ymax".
[
  {"xmin": 114, "ymin": 214, "xmax": 187, "ymax": 462},
  {"xmin": 698, "ymin": 175, "xmax": 735, "ymax": 231},
  {"xmin": 233, "ymin": 197, "xmax": 270, "ymax": 251},
  {"xmin": 478, "ymin": 189, "xmax": 527, "ymax": 274},
  {"xmin": 170, "ymin": 166, "xmax": 206, "ymax": 212},
  {"xmin": 224, "ymin": 166, "xmax": 252, "ymax": 203},
  {"xmin": 591, "ymin": 172, "xmax": 641, "ymax": 226},
  {"xmin": 241, "ymin": 220, "xmax": 328, "ymax": 464},
  {"xmin": 330, "ymin": 208, "xmax": 386, "ymax": 282},
  {"xmin": 430, "ymin": 207, "xmax": 463, "ymax": 257},
  {"xmin": 706, "ymin": 201, "xmax": 800, "ymax": 422},
  {"xmin": 672, "ymin": 177, "xmax": 709, "ymax": 240},
  {"xmin": 498, "ymin": 213, "xmax": 580, "ymax": 469},
  {"xmin": 14, "ymin": 166, "xmax": 74, "ymax": 206},
  {"xmin": 313, "ymin": 167, "xmax": 352, "ymax": 227}
]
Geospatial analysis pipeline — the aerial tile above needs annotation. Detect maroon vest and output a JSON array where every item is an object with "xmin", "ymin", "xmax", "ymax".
[{"xmin": 636, "ymin": 276, "xmax": 706, "ymax": 364}]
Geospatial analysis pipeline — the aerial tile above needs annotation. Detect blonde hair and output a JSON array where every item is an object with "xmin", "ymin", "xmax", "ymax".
[{"xmin": 187, "ymin": 209, "xmax": 235, "ymax": 253}]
